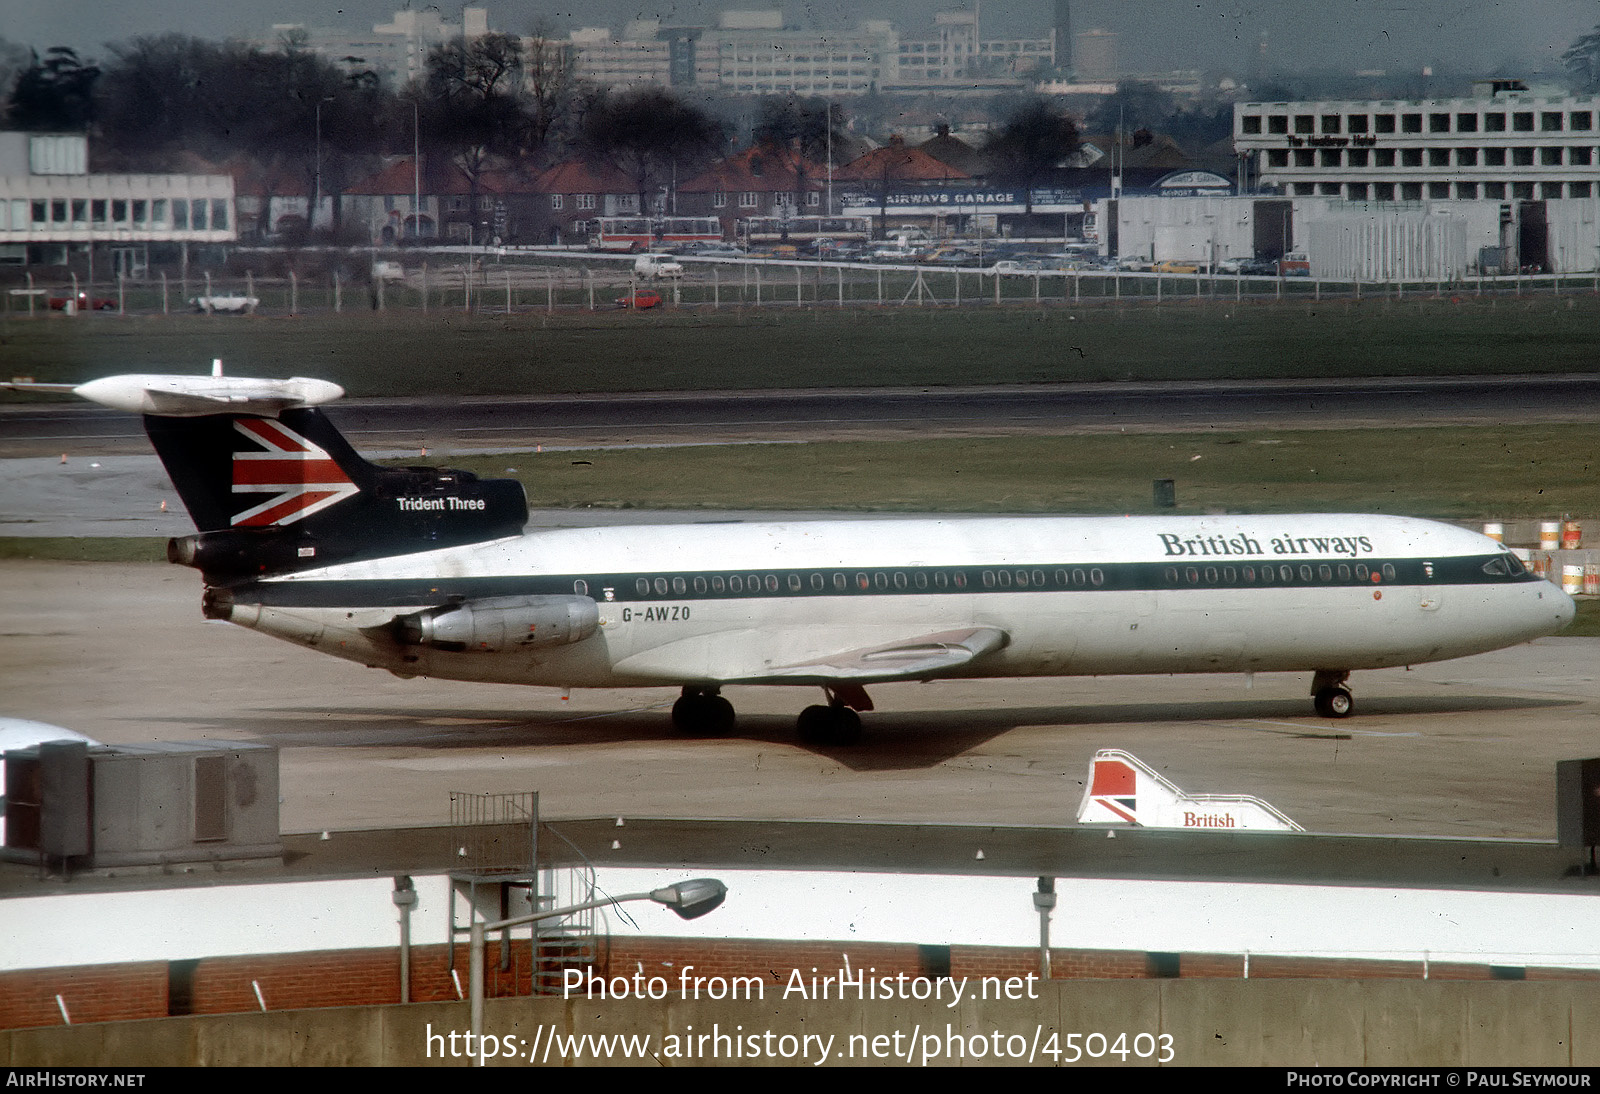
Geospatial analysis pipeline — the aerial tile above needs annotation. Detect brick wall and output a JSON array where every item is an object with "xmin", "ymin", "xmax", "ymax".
[{"xmin": 3, "ymin": 940, "xmax": 1597, "ymax": 1030}]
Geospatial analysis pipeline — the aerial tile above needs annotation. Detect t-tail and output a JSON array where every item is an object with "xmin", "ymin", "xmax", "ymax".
[{"xmin": 12, "ymin": 366, "xmax": 527, "ymax": 580}]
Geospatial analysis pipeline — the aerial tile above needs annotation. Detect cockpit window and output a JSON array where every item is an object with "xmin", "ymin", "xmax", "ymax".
[{"xmin": 1483, "ymin": 553, "xmax": 1525, "ymax": 577}]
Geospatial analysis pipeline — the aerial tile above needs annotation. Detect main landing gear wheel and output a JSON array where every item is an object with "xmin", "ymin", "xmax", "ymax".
[
  {"xmin": 1313, "ymin": 686, "xmax": 1354, "ymax": 718},
  {"xmin": 797, "ymin": 704, "xmax": 862, "ymax": 746},
  {"xmin": 671, "ymin": 687, "xmax": 736, "ymax": 736},
  {"xmin": 1310, "ymin": 670, "xmax": 1353, "ymax": 719}
]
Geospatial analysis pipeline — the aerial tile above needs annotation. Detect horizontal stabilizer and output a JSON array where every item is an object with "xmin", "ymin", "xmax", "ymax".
[
  {"xmin": 1077, "ymin": 748, "xmax": 1302, "ymax": 832},
  {"xmin": 3, "ymin": 373, "xmax": 343, "ymax": 417}
]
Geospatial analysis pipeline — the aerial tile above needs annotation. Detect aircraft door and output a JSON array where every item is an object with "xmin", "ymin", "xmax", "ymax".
[{"xmin": 1418, "ymin": 560, "xmax": 1443, "ymax": 611}]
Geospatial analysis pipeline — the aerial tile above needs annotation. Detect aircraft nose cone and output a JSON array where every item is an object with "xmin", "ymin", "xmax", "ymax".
[{"xmin": 1556, "ymin": 589, "xmax": 1578, "ymax": 630}]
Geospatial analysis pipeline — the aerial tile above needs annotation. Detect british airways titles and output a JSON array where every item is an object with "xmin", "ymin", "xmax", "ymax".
[{"xmin": 1158, "ymin": 532, "xmax": 1376, "ymax": 560}]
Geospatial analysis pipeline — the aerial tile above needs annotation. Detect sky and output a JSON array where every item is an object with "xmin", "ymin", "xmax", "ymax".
[{"xmin": 0, "ymin": 1, "xmax": 1593, "ymax": 79}]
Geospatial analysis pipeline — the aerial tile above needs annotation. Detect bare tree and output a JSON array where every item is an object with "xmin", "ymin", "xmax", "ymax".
[
  {"xmin": 7, "ymin": 46, "xmax": 99, "ymax": 131},
  {"xmin": 423, "ymin": 33, "xmax": 529, "ymax": 235},
  {"xmin": 581, "ymin": 89, "xmax": 722, "ymax": 216},
  {"xmin": 522, "ymin": 26, "xmax": 575, "ymax": 161},
  {"xmin": 1564, "ymin": 26, "xmax": 1600, "ymax": 93},
  {"xmin": 983, "ymin": 98, "xmax": 1079, "ymax": 219},
  {"xmin": 753, "ymin": 95, "xmax": 845, "ymax": 217}
]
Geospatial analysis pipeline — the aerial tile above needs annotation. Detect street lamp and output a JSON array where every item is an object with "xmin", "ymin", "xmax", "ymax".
[
  {"xmin": 1033, "ymin": 877, "xmax": 1056, "ymax": 980},
  {"xmin": 468, "ymin": 877, "xmax": 727, "ymax": 1065},
  {"xmin": 313, "ymin": 95, "xmax": 335, "ymax": 236}
]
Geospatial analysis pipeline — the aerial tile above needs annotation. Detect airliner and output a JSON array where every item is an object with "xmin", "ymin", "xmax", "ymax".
[{"xmin": 8, "ymin": 367, "xmax": 1575, "ymax": 745}]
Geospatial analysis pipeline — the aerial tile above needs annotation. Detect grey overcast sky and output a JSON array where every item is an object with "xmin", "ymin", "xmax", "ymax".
[{"xmin": 0, "ymin": 1, "xmax": 1592, "ymax": 77}]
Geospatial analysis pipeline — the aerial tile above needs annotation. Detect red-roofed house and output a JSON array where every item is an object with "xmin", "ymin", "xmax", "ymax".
[
  {"xmin": 531, "ymin": 161, "xmax": 643, "ymax": 245},
  {"xmin": 676, "ymin": 143, "xmax": 833, "ymax": 240},
  {"xmin": 833, "ymin": 136, "xmax": 970, "ymax": 238},
  {"xmin": 203, "ymin": 154, "xmax": 321, "ymax": 242},
  {"xmin": 343, "ymin": 158, "xmax": 546, "ymax": 245}
]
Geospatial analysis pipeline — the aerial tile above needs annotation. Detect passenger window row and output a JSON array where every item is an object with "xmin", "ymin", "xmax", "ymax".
[
  {"xmin": 1164, "ymin": 563, "xmax": 1397, "ymax": 586},
  {"xmin": 612, "ymin": 567, "xmax": 1113, "ymax": 598}
]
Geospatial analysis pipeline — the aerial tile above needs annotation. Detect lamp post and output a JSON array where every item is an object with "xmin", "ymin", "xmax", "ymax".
[
  {"xmin": 1033, "ymin": 876, "xmax": 1056, "ymax": 980},
  {"xmin": 413, "ymin": 100, "xmax": 421, "ymax": 241},
  {"xmin": 468, "ymin": 877, "xmax": 727, "ymax": 1065},
  {"xmin": 313, "ymin": 95, "xmax": 335, "ymax": 235}
]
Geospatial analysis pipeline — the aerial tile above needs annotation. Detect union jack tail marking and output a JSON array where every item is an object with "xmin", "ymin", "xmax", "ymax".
[
  {"xmin": 231, "ymin": 417, "xmax": 359, "ymax": 527},
  {"xmin": 1087, "ymin": 756, "xmax": 1139, "ymax": 823}
]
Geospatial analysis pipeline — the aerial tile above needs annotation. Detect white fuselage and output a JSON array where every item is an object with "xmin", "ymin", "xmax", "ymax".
[{"xmin": 217, "ymin": 513, "xmax": 1574, "ymax": 694}]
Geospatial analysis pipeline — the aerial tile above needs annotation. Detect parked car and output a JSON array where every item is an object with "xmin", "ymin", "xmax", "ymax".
[
  {"xmin": 1152, "ymin": 259, "xmax": 1201, "ymax": 274},
  {"xmin": 47, "ymin": 292, "xmax": 115, "ymax": 311},
  {"xmin": 371, "ymin": 261, "xmax": 405, "ymax": 282},
  {"xmin": 615, "ymin": 288, "xmax": 663, "ymax": 309},
  {"xmin": 191, "ymin": 293, "xmax": 260, "ymax": 314}
]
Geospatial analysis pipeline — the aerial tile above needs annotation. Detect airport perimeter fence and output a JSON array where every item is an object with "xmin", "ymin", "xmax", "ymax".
[{"xmin": 8, "ymin": 251, "xmax": 1600, "ymax": 320}]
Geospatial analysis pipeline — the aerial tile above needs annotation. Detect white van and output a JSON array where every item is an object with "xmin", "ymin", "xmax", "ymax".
[{"xmin": 634, "ymin": 254, "xmax": 684, "ymax": 279}]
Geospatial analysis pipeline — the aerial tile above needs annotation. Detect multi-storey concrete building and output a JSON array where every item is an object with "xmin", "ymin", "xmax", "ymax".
[
  {"xmin": 567, "ymin": 6, "xmax": 1050, "ymax": 97},
  {"xmin": 263, "ymin": 7, "xmax": 491, "ymax": 89},
  {"xmin": 571, "ymin": 12, "xmax": 898, "ymax": 96},
  {"xmin": 0, "ymin": 133, "xmax": 236, "ymax": 268},
  {"xmin": 1234, "ymin": 81, "xmax": 1600, "ymax": 202}
]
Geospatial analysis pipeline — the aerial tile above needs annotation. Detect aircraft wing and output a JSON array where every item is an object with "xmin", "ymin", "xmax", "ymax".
[{"xmin": 612, "ymin": 626, "xmax": 1008, "ymax": 685}]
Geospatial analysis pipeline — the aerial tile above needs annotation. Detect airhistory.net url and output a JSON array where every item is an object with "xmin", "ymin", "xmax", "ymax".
[{"xmin": 424, "ymin": 1023, "xmax": 1176, "ymax": 1065}]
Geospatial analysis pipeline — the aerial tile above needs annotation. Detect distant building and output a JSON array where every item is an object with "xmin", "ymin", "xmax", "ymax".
[
  {"xmin": 570, "ymin": 13, "xmax": 898, "ymax": 96},
  {"xmin": 262, "ymin": 6, "xmax": 491, "ymax": 89},
  {"xmin": 0, "ymin": 132, "xmax": 235, "ymax": 269},
  {"xmin": 1073, "ymin": 29, "xmax": 1118, "ymax": 82},
  {"xmin": 1234, "ymin": 81, "xmax": 1600, "ymax": 201},
  {"xmin": 566, "ymin": 5, "xmax": 1050, "ymax": 97}
]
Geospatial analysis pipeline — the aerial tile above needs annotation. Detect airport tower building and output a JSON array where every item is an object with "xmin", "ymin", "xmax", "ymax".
[{"xmin": 0, "ymin": 132, "xmax": 236, "ymax": 272}]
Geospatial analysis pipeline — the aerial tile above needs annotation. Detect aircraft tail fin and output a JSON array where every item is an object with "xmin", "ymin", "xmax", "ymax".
[
  {"xmin": 61, "ymin": 370, "xmax": 528, "ymax": 579},
  {"xmin": 1076, "ymin": 749, "xmax": 1302, "ymax": 832}
]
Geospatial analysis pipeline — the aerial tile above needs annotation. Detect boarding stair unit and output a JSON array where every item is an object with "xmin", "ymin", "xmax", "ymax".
[{"xmin": 447, "ymin": 791, "xmax": 601, "ymax": 997}]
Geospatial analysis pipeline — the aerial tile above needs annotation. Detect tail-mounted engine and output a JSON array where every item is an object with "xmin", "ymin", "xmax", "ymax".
[{"xmin": 393, "ymin": 595, "xmax": 599, "ymax": 653}]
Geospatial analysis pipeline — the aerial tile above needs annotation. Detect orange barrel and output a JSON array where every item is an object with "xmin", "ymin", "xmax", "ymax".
[
  {"xmin": 1482, "ymin": 522, "xmax": 1504, "ymax": 542},
  {"xmin": 1586, "ymin": 564, "xmax": 1600, "ymax": 595},
  {"xmin": 1531, "ymin": 554, "xmax": 1549, "ymax": 577},
  {"xmin": 1562, "ymin": 521, "xmax": 1582, "ymax": 549},
  {"xmin": 1540, "ymin": 521, "xmax": 1560, "ymax": 550},
  {"xmin": 1563, "ymin": 565, "xmax": 1584, "ymax": 595}
]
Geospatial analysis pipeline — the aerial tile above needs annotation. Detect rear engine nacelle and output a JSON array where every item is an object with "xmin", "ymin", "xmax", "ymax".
[
  {"xmin": 394, "ymin": 595, "xmax": 599, "ymax": 652},
  {"xmin": 168, "ymin": 530, "xmax": 319, "ymax": 576}
]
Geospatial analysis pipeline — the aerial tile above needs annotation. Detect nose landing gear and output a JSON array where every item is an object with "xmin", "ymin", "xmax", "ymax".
[{"xmin": 671, "ymin": 685, "xmax": 736, "ymax": 736}]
